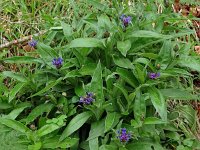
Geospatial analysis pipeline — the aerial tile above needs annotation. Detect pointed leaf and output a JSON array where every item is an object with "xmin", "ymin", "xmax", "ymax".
[
  {"xmin": 89, "ymin": 138, "xmax": 98, "ymax": 150},
  {"xmin": 160, "ymin": 88, "xmax": 198, "ymax": 100},
  {"xmin": 3, "ymin": 56, "xmax": 43, "ymax": 64},
  {"xmin": 104, "ymin": 112, "xmax": 120, "ymax": 133},
  {"xmin": 2, "ymin": 71, "xmax": 27, "ymax": 82},
  {"xmin": 87, "ymin": 119, "xmax": 105, "ymax": 140},
  {"xmin": 9, "ymin": 83, "xmax": 26, "ymax": 103},
  {"xmin": 117, "ymin": 40, "xmax": 131, "ymax": 57},
  {"xmin": 69, "ymin": 38, "xmax": 104, "ymax": 48},
  {"xmin": 148, "ymin": 87, "xmax": 167, "ymax": 121},
  {"xmin": 43, "ymin": 136, "xmax": 78, "ymax": 149},
  {"xmin": 6, "ymin": 106, "xmax": 30, "ymax": 120},
  {"xmin": 30, "ymin": 77, "xmax": 63, "ymax": 97},
  {"xmin": 178, "ymin": 56, "xmax": 200, "ymax": 72},
  {"xmin": 37, "ymin": 124, "xmax": 60, "ymax": 137},
  {"xmin": 24, "ymin": 103, "xmax": 54, "ymax": 124},
  {"xmin": 90, "ymin": 62, "xmax": 104, "ymax": 106},
  {"xmin": 60, "ymin": 111, "xmax": 92, "ymax": 141},
  {"xmin": 113, "ymin": 56, "xmax": 134, "ymax": 69},
  {"xmin": 61, "ymin": 21, "xmax": 72, "ymax": 37},
  {"xmin": 0, "ymin": 118, "xmax": 30, "ymax": 133}
]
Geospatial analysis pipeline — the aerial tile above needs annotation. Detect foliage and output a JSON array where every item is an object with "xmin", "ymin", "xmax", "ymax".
[{"xmin": 1, "ymin": 0, "xmax": 200, "ymax": 150}]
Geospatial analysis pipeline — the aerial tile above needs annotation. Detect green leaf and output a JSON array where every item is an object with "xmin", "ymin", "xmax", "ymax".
[
  {"xmin": 75, "ymin": 84, "xmax": 85, "ymax": 97},
  {"xmin": 134, "ymin": 58, "xmax": 154, "ymax": 71},
  {"xmin": 177, "ymin": 105, "xmax": 196, "ymax": 128},
  {"xmin": 69, "ymin": 38, "xmax": 104, "ymax": 48},
  {"xmin": 114, "ymin": 83, "xmax": 130, "ymax": 105},
  {"xmin": 37, "ymin": 42, "xmax": 58, "ymax": 64},
  {"xmin": 178, "ymin": 56, "xmax": 200, "ymax": 72},
  {"xmin": 137, "ymin": 53, "xmax": 158, "ymax": 59},
  {"xmin": 157, "ymin": 40, "xmax": 173, "ymax": 69},
  {"xmin": 128, "ymin": 30, "xmax": 194, "ymax": 52},
  {"xmin": 0, "ymin": 102, "xmax": 12, "ymax": 110},
  {"xmin": 30, "ymin": 77, "xmax": 63, "ymax": 97},
  {"xmin": 44, "ymin": 31, "xmax": 57, "ymax": 45},
  {"xmin": 126, "ymin": 141, "xmax": 165, "ymax": 150},
  {"xmin": 6, "ymin": 106, "xmax": 30, "ymax": 120},
  {"xmin": 60, "ymin": 111, "xmax": 93, "ymax": 141},
  {"xmin": 165, "ymin": 132, "xmax": 180, "ymax": 141},
  {"xmin": 133, "ymin": 65, "xmax": 146, "ymax": 84},
  {"xmin": 104, "ymin": 112, "xmax": 120, "ymax": 133},
  {"xmin": 160, "ymin": 88, "xmax": 198, "ymax": 100},
  {"xmin": 134, "ymin": 91, "xmax": 146, "ymax": 122},
  {"xmin": 64, "ymin": 70, "xmax": 82, "ymax": 79},
  {"xmin": 113, "ymin": 55, "xmax": 134, "ymax": 69},
  {"xmin": 85, "ymin": 0, "xmax": 109, "ymax": 12},
  {"xmin": 9, "ymin": 83, "xmax": 26, "ymax": 103},
  {"xmin": 144, "ymin": 117, "xmax": 167, "ymax": 124},
  {"xmin": 128, "ymin": 30, "xmax": 169, "ymax": 38},
  {"xmin": 3, "ymin": 56, "xmax": 43, "ymax": 64},
  {"xmin": 148, "ymin": 87, "xmax": 167, "ymax": 121},
  {"xmin": 163, "ymin": 68, "xmax": 191, "ymax": 76},
  {"xmin": 24, "ymin": 103, "xmax": 54, "ymax": 124},
  {"xmin": 89, "ymin": 138, "xmax": 99, "ymax": 150},
  {"xmin": 79, "ymin": 63, "xmax": 97, "ymax": 76},
  {"xmin": 128, "ymin": 30, "xmax": 194, "ymax": 39},
  {"xmin": 28, "ymin": 142, "xmax": 42, "ymax": 150},
  {"xmin": 98, "ymin": 14, "xmax": 112, "ymax": 30},
  {"xmin": 116, "ymin": 68, "xmax": 138, "ymax": 88},
  {"xmin": 61, "ymin": 21, "xmax": 72, "ymax": 37},
  {"xmin": 37, "ymin": 123, "xmax": 60, "ymax": 137},
  {"xmin": 42, "ymin": 136, "xmax": 78, "ymax": 149},
  {"xmin": 99, "ymin": 145, "xmax": 118, "ymax": 150},
  {"xmin": 2, "ymin": 71, "xmax": 27, "ymax": 82},
  {"xmin": 117, "ymin": 40, "xmax": 131, "ymax": 57},
  {"xmin": 0, "ymin": 128, "xmax": 28, "ymax": 150},
  {"xmin": 90, "ymin": 61, "xmax": 104, "ymax": 107},
  {"xmin": 0, "ymin": 118, "xmax": 30, "ymax": 133},
  {"xmin": 87, "ymin": 119, "xmax": 105, "ymax": 140}
]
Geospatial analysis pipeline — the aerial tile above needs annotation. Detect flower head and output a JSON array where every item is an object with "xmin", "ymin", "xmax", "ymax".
[
  {"xmin": 117, "ymin": 128, "xmax": 132, "ymax": 143},
  {"xmin": 52, "ymin": 57, "xmax": 63, "ymax": 69},
  {"xmin": 148, "ymin": 72, "xmax": 160, "ymax": 79},
  {"xmin": 28, "ymin": 39, "xmax": 37, "ymax": 47},
  {"xmin": 79, "ymin": 92, "xmax": 95, "ymax": 105},
  {"xmin": 120, "ymin": 14, "xmax": 132, "ymax": 27}
]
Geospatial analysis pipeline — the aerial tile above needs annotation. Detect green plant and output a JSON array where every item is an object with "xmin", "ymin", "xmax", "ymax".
[{"xmin": 1, "ymin": 0, "xmax": 200, "ymax": 149}]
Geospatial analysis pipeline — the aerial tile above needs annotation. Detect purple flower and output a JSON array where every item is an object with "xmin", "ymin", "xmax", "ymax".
[
  {"xmin": 117, "ymin": 128, "xmax": 132, "ymax": 143},
  {"xmin": 120, "ymin": 14, "xmax": 132, "ymax": 27},
  {"xmin": 79, "ymin": 92, "xmax": 95, "ymax": 105},
  {"xmin": 86, "ymin": 92, "xmax": 94, "ymax": 97},
  {"xmin": 52, "ymin": 57, "xmax": 63, "ymax": 69},
  {"xmin": 28, "ymin": 39, "xmax": 37, "ymax": 47},
  {"xmin": 148, "ymin": 72, "xmax": 160, "ymax": 79}
]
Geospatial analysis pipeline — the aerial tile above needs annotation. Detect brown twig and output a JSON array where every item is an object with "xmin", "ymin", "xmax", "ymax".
[{"xmin": 0, "ymin": 30, "xmax": 47, "ymax": 50}]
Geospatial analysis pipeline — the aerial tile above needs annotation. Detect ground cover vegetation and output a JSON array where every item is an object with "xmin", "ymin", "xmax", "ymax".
[{"xmin": 0, "ymin": 0, "xmax": 200, "ymax": 149}]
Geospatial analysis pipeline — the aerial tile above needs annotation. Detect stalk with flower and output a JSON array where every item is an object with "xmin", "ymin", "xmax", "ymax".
[
  {"xmin": 52, "ymin": 57, "xmax": 63, "ymax": 69},
  {"xmin": 79, "ymin": 92, "xmax": 95, "ymax": 105},
  {"xmin": 117, "ymin": 128, "xmax": 132, "ymax": 143},
  {"xmin": 120, "ymin": 14, "xmax": 132, "ymax": 28}
]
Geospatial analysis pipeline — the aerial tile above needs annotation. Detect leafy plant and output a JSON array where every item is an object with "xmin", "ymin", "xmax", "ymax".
[{"xmin": 1, "ymin": 0, "xmax": 200, "ymax": 149}]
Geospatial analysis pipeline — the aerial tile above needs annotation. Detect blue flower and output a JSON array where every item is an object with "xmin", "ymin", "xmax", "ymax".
[
  {"xmin": 28, "ymin": 39, "xmax": 37, "ymax": 47},
  {"xmin": 120, "ymin": 14, "xmax": 132, "ymax": 27},
  {"xmin": 148, "ymin": 72, "xmax": 160, "ymax": 79},
  {"xmin": 117, "ymin": 128, "xmax": 131, "ymax": 143},
  {"xmin": 79, "ymin": 92, "xmax": 95, "ymax": 105},
  {"xmin": 52, "ymin": 57, "xmax": 63, "ymax": 69}
]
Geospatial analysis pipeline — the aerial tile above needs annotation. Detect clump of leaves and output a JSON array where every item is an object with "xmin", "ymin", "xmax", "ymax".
[{"xmin": 1, "ymin": 0, "xmax": 200, "ymax": 150}]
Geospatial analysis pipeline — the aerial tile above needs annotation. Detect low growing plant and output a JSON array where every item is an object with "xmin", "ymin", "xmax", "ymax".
[{"xmin": 1, "ymin": 0, "xmax": 200, "ymax": 150}]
